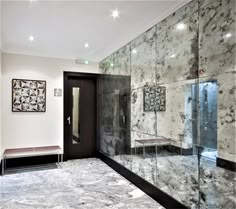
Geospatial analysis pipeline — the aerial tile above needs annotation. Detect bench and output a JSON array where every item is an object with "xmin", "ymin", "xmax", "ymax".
[
  {"xmin": 2, "ymin": 146, "xmax": 63, "ymax": 175},
  {"xmin": 135, "ymin": 138, "xmax": 172, "ymax": 158}
]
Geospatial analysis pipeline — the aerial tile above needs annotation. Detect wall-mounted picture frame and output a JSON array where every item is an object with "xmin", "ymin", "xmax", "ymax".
[
  {"xmin": 12, "ymin": 79, "xmax": 46, "ymax": 112},
  {"xmin": 143, "ymin": 85, "xmax": 166, "ymax": 112}
]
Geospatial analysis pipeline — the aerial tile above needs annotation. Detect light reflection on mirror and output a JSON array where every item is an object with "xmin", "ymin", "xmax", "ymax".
[{"xmin": 72, "ymin": 88, "xmax": 80, "ymax": 144}]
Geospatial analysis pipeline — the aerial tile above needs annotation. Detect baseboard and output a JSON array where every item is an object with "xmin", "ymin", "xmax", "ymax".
[
  {"xmin": 217, "ymin": 157, "xmax": 236, "ymax": 172},
  {"xmin": 131, "ymin": 145, "xmax": 193, "ymax": 156},
  {"xmin": 97, "ymin": 151, "xmax": 188, "ymax": 209},
  {"xmin": 167, "ymin": 145, "xmax": 193, "ymax": 155}
]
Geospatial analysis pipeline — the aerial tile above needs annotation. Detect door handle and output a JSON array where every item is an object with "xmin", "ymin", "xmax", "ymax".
[{"xmin": 67, "ymin": 116, "xmax": 71, "ymax": 125}]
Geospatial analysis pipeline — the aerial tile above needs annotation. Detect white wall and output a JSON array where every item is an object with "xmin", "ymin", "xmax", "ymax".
[
  {"xmin": 1, "ymin": 53, "xmax": 99, "ymax": 154},
  {"xmin": 0, "ymin": 2, "xmax": 2, "ymax": 161},
  {"xmin": 0, "ymin": 52, "xmax": 2, "ymax": 160}
]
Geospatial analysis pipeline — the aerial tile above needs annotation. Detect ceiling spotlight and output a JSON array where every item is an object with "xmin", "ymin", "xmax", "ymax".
[
  {"xmin": 225, "ymin": 33, "xmax": 232, "ymax": 38},
  {"xmin": 84, "ymin": 60, "xmax": 89, "ymax": 65},
  {"xmin": 28, "ymin": 35, "xmax": 35, "ymax": 42},
  {"xmin": 112, "ymin": 9, "xmax": 119, "ymax": 19},
  {"xmin": 176, "ymin": 23, "xmax": 186, "ymax": 30},
  {"xmin": 110, "ymin": 63, "xmax": 114, "ymax": 67},
  {"xmin": 132, "ymin": 49, "xmax": 137, "ymax": 54},
  {"xmin": 85, "ymin": 43, "xmax": 89, "ymax": 48},
  {"xmin": 170, "ymin": 54, "xmax": 176, "ymax": 58}
]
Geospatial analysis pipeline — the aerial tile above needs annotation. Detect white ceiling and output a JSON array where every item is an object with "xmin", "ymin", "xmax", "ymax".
[{"xmin": 1, "ymin": 0, "xmax": 191, "ymax": 62}]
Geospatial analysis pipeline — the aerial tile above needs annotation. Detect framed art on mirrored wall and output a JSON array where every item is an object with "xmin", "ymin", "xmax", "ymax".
[{"xmin": 143, "ymin": 85, "xmax": 166, "ymax": 112}]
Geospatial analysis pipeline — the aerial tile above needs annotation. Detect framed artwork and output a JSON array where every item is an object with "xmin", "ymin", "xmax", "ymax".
[
  {"xmin": 143, "ymin": 85, "xmax": 166, "ymax": 112},
  {"xmin": 12, "ymin": 79, "xmax": 46, "ymax": 112}
]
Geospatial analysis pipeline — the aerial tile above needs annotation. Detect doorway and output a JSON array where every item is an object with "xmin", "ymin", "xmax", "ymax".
[
  {"xmin": 64, "ymin": 72, "xmax": 97, "ymax": 160},
  {"xmin": 192, "ymin": 81, "xmax": 218, "ymax": 161}
]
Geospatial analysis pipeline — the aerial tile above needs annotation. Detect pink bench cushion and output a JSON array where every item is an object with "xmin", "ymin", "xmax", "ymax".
[{"xmin": 4, "ymin": 146, "xmax": 62, "ymax": 158}]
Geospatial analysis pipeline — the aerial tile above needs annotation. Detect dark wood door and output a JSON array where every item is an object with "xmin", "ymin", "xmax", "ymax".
[{"xmin": 64, "ymin": 73, "xmax": 96, "ymax": 159}]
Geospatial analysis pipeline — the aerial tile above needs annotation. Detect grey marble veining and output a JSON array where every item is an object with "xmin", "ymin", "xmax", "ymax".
[
  {"xmin": 155, "ymin": 0, "xmax": 198, "ymax": 35},
  {"xmin": 129, "ymin": 30, "xmax": 158, "ymax": 144},
  {"xmin": 214, "ymin": 73, "xmax": 236, "ymax": 162},
  {"xmin": 113, "ymin": 154, "xmax": 236, "ymax": 209},
  {"xmin": 156, "ymin": 12, "xmax": 199, "ymax": 83},
  {"xmin": 98, "ymin": 0, "xmax": 236, "ymax": 208},
  {"xmin": 159, "ymin": 81, "xmax": 194, "ymax": 148},
  {"xmin": 113, "ymin": 44, "xmax": 131, "ymax": 76},
  {"xmin": 130, "ymin": 26, "xmax": 157, "ymax": 51},
  {"xmin": 131, "ymin": 35, "xmax": 156, "ymax": 89},
  {"xmin": 199, "ymin": 0, "xmax": 236, "ymax": 77},
  {"xmin": 129, "ymin": 0, "xmax": 198, "ymax": 50},
  {"xmin": 130, "ymin": 88, "xmax": 156, "ymax": 145},
  {"xmin": 99, "ymin": 0, "xmax": 236, "ymax": 161},
  {"xmin": 199, "ymin": 0, "xmax": 236, "ymax": 162},
  {"xmin": 98, "ymin": 75, "xmax": 131, "ymax": 156},
  {"xmin": 0, "ymin": 159, "xmax": 164, "ymax": 209},
  {"xmin": 99, "ymin": 54, "xmax": 114, "ymax": 75},
  {"xmin": 130, "ymin": 80, "xmax": 197, "ymax": 148}
]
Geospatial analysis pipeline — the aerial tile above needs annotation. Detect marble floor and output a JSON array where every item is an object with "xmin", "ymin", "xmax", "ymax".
[
  {"xmin": 113, "ymin": 153, "xmax": 236, "ymax": 209},
  {"xmin": 0, "ymin": 158, "xmax": 164, "ymax": 209}
]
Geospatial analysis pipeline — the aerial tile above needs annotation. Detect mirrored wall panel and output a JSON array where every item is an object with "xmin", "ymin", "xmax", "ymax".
[{"xmin": 99, "ymin": 0, "xmax": 236, "ymax": 208}]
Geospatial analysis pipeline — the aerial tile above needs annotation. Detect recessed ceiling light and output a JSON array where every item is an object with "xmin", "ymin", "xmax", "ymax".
[
  {"xmin": 132, "ymin": 49, "xmax": 137, "ymax": 54},
  {"xmin": 28, "ymin": 35, "xmax": 35, "ymax": 42},
  {"xmin": 84, "ymin": 60, "xmax": 89, "ymax": 65},
  {"xmin": 225, "ymin": 33, "xmax": 232, "ymax": 38},
  {"xmin": 176, "ymin": 23, "xmax": 186, "ymax": 30},
  {"xmin": 85, "ymin": 43, "xmax": 89, "ymax": 48},
  {"xmin": 112, "ymin": 9, "xmax": 119, "ymax": 19},
  {"xmin": 110, "ymin": 63, "xmax": 114, "ymax": 67},
  {"xmin": 170, "ymin": 54, "xmax": 176, "ymax": 58}
]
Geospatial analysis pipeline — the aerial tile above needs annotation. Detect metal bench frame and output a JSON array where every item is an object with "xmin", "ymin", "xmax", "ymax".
[
  {"xmin": 135, "ymin": 138, "xmax": 172, "ymax": 158},
  {"xmin": 2, "ymin": 146, "xmax": 63, "ymax": 175}
]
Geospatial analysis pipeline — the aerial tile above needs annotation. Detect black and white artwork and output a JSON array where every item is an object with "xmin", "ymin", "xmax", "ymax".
[
  {"xmin": 12, "ymin": 79, "xmax": 46, "ymax": 112},
  {"xmin": 143, "ymin": 86, "xmax": 166, "ymax": 112}
]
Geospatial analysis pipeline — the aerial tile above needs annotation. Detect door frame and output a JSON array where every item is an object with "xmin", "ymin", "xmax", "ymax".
[{"xmin": 63, "ymin": 72, "xmax": 100, "ymax": 161}]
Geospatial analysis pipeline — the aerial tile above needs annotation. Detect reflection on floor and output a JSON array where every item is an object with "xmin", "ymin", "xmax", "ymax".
[
  {"xmin": 201, "ymin": 150, "xmax": 217, "ymax": 161},
  {"xmin": 3, "ymin": 163, "xmax": 59, "ymax": 175},
  {"xmin": 113, "ymin": 152, "xmax": 236, "ymax": 209},
  {"xmin": 0, "ymin": 158, "xmax": 164, "ymax": 209}
]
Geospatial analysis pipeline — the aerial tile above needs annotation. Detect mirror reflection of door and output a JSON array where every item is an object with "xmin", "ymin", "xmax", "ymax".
[{"xmin": 72, "ymin": 88, "xmax": 80, "ymax": 144}]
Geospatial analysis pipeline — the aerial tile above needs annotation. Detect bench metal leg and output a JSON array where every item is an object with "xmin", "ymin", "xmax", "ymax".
[
  {"xmin": 154, "ymin": 145, "xmax": 158, "ymax": 184},
  {"xmin": 57, "ymin": 153, "xmax": 62, "ymax": 168},
  {"xmin": 155, "ymin": 145, "xmax": 157, "ymax": 159},
  {"xmin": 143, "ymin": 144, "xmax": 145, "ymax": 158},
  {"xmin": 2, "ymin": 155, "xmax": 6, "ymax": 176},
  {"xmin": 56, "ymin": 153, "xmax": 63, "ymax": 169},
  {"xmin": 2, "ymin": 157, "xmax": 4, "ymax": 176}
]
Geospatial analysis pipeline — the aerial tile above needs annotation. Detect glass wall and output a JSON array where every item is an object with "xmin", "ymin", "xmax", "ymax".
[
  {"xmin": 198, "ymin": 0, "xmax": 236, "ymax": 208},
  {"xmin": 99, "ymin": 0, "xmax": 236, "ymax": 208}
]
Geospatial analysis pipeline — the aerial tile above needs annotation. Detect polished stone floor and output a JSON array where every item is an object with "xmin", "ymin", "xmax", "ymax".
[
  {"xmin": 0, "ymin": 158, "xmax": 164, "ymax": 209},
  {"xmin": 113, "ymin": 153, "xmax": 236, "ymax": 209}
]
